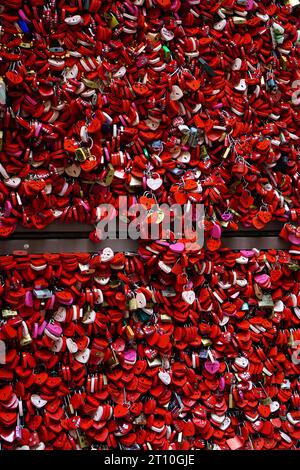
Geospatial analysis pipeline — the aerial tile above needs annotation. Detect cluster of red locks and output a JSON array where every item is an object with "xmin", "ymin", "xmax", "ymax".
[
  {"xmin": 0, "ymin": 246, "xmax": 300, "ymax": 450},
  {"xmin": 1, "ymin": 0, "xmax": 300, "ymax": 452},
  {"xmin": 0, "ymin": 0, "xmax": 299, "ymax": 243}
]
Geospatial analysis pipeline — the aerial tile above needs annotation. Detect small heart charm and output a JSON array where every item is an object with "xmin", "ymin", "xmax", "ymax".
[
  {"xmin": 232, "ymin": 58, "xmax": 242, "ymax": 71},
  {"xmin": 204, "ymin": 360, "xmax": 220, "ymax": 374},
  {"xmin": 211, "ymin": 413, "xmax": 225, "ymax": 424},
  {"xmin": 45, "ymin": 322, "xmax": 62, "ymax": 337},
  {"xmin": 211, "ymin": 223, "xmax": 221, "ymax": 239},
  {"xmin": 113, "ymin": 66, "xmax": 126, "ymax": 78},
  {"xmin": 258, "ymin": 404, "xmax": 271, "ymax": 418},
  {"xmin": 274, "ymin": 300, "xmax": 284, "ymax": 312},
  {"xmin": 145, "ymin": 119, "xmax": 160, "ymax": 130},
  {"xmin": 64, "ymin": 15, "xmax": 82, "ymax": 25},
  {"xmin": 170, "ymin": 242, "xmax": 185, "ymax": 253},
  {"xmin": 234, "ymin": 79, "xmax": 247, "ymax": 92},
  {"xmin": 257, "ymin": 210, "xmax": 272, "ymax": 224},
  {"xmin": 240, "ymin": 250, "xmax": 255, "ymax": 258},
  {"xmin": 94, "ymin": 289, "xmax": 103, "ymax": 304},
  {"xmin": 133, "ymin": 83, "xmax": 149, "ymax": 96},
  {"xmin": 186, "ymin": 79, "xmax": 201, "ymax": 91},
  {"xmin": 65, "ymin": 164, "xmax": 81, "ymax": 177},
  {"xmin": 31, "ymin": 394, "xmax": 47, "ymax": 409},
  {"xmin": 177, "ymin": 151, "xmax": 191, "ymax": 163},
  {"xmin": 158, "ymin": 370, "xmax": 171, "ymax": 385},
  {"xmin": 112, "ymin": 338, "xmax": 125, "ymax": 353},
  {"xmin": 136, "ymin": 292, "xmax": 147, "ymax": 308},
  {"xmin": 252, "ymin": 419, "xmax": 264, "ymax": 432},
  {"xmin": 25, "ymin": 291, "xmax": 33, "ymax": 307},
  {"xmin": 4, "ymin": 177, "xmax": 21, "ymax": 188},
  {"xmin": 288, "ymin": 233, "xmax": 300, "ymax": 245},
  {"xmin": 95, "ymin": 276, "xmax": 110, "ymax": 285},
  {"xmin": 82, "ymin": 309, "xmax": 96, "ymax": 324},
  {"xmin": 234, "ymin": 357, "xmax": 249, "ymax": 369},
  {"xmin": 54, "ymin": 307, "xmax": 66, "ymax": 322},
  {"xmin": 214, "ymin": 19, "xmax": 226, "ymax": 31},
  {"xmin": 170, "ymin": 85, "xmax": 183, "ymax": 101},
  {"xmin": 254, "ymin": 274, "xmax": 270, "ymax": 286},
  {"xmin": 65, "ymin": 65, "xmax": 79, "ymax": 80},
  {"xmin": 51, "ymin": 337, "xmax": 63, "ymax": 352},
  {"xmin": 93, "ymin": 406, "xmax": 104, "ymax": 422},
  {"xmin": 124, "ymin": 348, "xmax": 137, "ymax": 364},
  {"xmin": 75, "ymin": 348, "xmax": 91, "ymax": 364},
  {"xmin": 219, "ymin": 416, "xmax": 231, "ymax": 431},
  {"xmin": 66, "ymin": 338, "xmax": 78, "ymax": 354},
  {"xmin": 270, "ymin": 401, "xmax": 280, "ymax": 413},
  {"xmin": 182, "ymin": 290, "xmax": 195, "ymax": 305},
  {"xmin": 146, "ymin": 176, "xmax": 162, "ymax": 191},
  {"xmin": 100, "ymin": 247, "xmax": 114, "ymax": 262},
  {"xmin": 160, "ymin": 26, "xmax": 174, "ymax": 41}
]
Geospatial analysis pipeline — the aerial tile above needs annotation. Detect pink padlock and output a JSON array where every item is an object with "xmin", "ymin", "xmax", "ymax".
[
  {"xmin": 44, "ymin": 322, "xmax": 62, "ymax": 340},
  {"xmin": 37, "ymin": 321, "xmax": 47, "ymax": 336},
  {"xmin": 32, "ymin": 323, "xmax": 39, "ymax": 339},
  {"xmin": 211, "ymin": 223, "xmax": 221, "ymax": 239},
  {"xmin": 25, "ymin": 291, "xmax": 33, "ymax": 307}
]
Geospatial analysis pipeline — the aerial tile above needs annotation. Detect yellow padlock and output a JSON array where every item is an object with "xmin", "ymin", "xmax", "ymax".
[
  {"xmin": 104, "ymin": 12, "xmax": 119, "ymax": 29},
  {"xmin": 129, "ymin": 298, "xmax": 138, "ymax": 311},
  {"xmin": 75, "ymin": 148, "xmax": 88, "ymax": 162},
  {"xmin": 125, "ymin": 325, "xmax": 134, "ymax": 340},
  {"xmin": 101, "ymin": 163, "xmax": 115, "ymax": 186}
]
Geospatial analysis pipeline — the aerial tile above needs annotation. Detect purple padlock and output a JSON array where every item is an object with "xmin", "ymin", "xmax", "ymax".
[
  {"xmin": 221, "ymin": 211, "xmax": 233, "ymax": 222},
  {"xmin": 15, "ymin": 425, "xmax": 22, "ymax": 440}
]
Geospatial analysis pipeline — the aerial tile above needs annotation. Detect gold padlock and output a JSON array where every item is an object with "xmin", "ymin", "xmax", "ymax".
[
  {"xmin": 254, "ymin": 283, "xmax": 263, "ymax": 300},
  {"xmin": 20, "ymin": 333, "xmax": 32, "ymax": 347},
  {"xmin": 104, "ymin": 12, "xmax": 119, "ymax": 29},
  {"xmin": 129, "ymin": 298, "xmax": 138, "ymax": 311},
  {"xmin": 78, "ymin": 433, "xmax": 89, "ymax": 449},
  {"xmin": 75, "ymin": 148, "xmax": 87, "ymax": 162},
  {"xmin": 262, "ymin": 397, "xmax": 272, "ymax": 405},
  {"xmin": 125, "ymin": 325, "xmax": 134, "ymax": 340},
  {"xmin": 101, "ymin": 163, "xmax": 115, "ymax": 186},
  {"xmin": 108, "ymin": 349, "xmax": 119, "ymax": 368},
  {"xmin": 147, "ymin": 357, "xmax": 162, "ymax": 368},
  {"xmin": 133, "ymin": 413, "xmax": 147, "ymax": 425},
  {"xmin": 160, "ymin": 313, "xmax": 172, "ymax": 322},
  {"xmin": 20, "ymin": 321, "xmax": 32, "ymax": 347},
  {"xmin": 128, "ymin": 176, "xmax": 142, "ymax": 188},
  {"xmin": 2, "ymin": 309, "xmax": 18, "ymax": 318},
  {"xmin": 20, "ymin": 42, "xmax": 33, "ymax": 48},
  {"xmin": 228, "ymin": 388, "xmax": 234, "ymax": 409},
  {"xmin": 81, "ymin": 77, "xmax": 101, "ymax": 89},
  {"xmin": 75, "ymin": 147, "xmax": 91, "ymax": 162},
  {"xmin": 82, "ymin": 305, "xmax": 91, "ymax": 322}
]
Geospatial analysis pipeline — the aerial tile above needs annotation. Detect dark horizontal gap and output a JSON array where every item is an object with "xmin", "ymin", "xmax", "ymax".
[
  {"xmin": 222, "ymin": 230, "xmax": 281, "ymax": 238},
  {"xmin": 6, "ymin": 230, "xmax": 282, "ymax": 240},
  {"xmin": 6, "ymin": 232, "xmax": 91, "ymax": 240}
]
